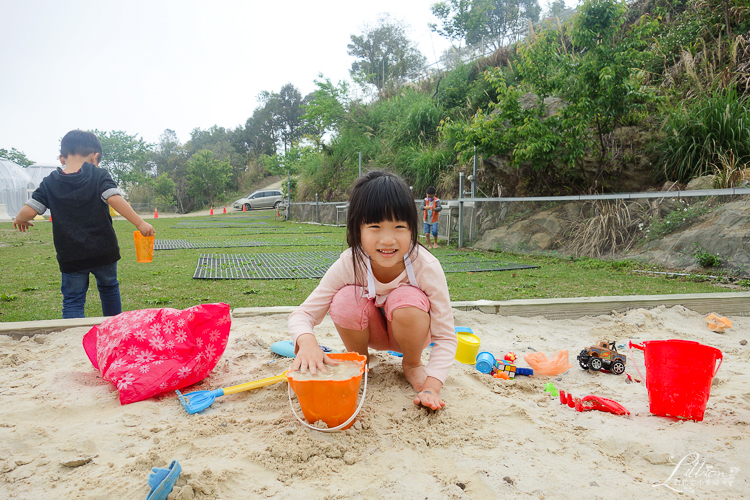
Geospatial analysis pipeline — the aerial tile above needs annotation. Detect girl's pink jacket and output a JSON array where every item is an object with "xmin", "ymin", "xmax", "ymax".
[{"xmin": 288, "ymin": 247, "xmax": 457, "ymax": 383}]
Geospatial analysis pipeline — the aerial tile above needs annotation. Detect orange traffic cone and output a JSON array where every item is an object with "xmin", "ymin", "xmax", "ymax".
[
  {"xmin": 154, "ymin": 207, "xmax": 159, "ymax": 219},
  {"xmin": 242, "ymin": 204, "xmax": 246, "ymax": 212},
  {"xmin": 49, "ymin": 214, "xmax": 52, "ymax": 222},
  {"xmin": 210, "ymin": 206, "xmax": 214, "ymax": 215},
  {"xmin": 223, "ymin": 206, "xmax": 226, "ymax": 214}
]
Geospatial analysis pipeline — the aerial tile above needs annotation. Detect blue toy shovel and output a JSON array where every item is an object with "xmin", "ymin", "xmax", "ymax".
[{"xmin": 176, "ymin": 371, "xmax": 288, "ymax": 414}]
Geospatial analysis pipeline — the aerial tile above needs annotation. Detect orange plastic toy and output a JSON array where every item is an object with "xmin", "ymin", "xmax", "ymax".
[
  {"xmin": 287, "ymin": 352, "xmax": 367, "ymax": 430},
  {"xmin": 705, "ymin": 313, "xmax": 732, "ymax": 333},
  {"xmin": 523, "ymin": 350, "xmax": 573, "ymax": 376},
  {"xmin": 133, "ymin": 231, "xmax": 155, "ymax": 263}
]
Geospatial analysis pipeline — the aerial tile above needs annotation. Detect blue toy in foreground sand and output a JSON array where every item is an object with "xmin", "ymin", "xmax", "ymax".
[
  {"xmin": 146, "ymin": 460, "xmax": 181, "ymax": 500},
  {"xmin": 271, "ymin": 340, "xmax": 331, "ymax": 358}
]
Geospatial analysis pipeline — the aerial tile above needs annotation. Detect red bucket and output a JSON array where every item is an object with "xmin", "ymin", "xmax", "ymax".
[{"xmin": 630, "ymin": 340, "xmax": 722, "ymax": 421}]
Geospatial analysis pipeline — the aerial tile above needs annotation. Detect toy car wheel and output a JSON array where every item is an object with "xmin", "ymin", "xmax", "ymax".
[
  {"xmin": 589, "ymin": 357, "xmax": 603, "ymax": 371},
  {"xmin": 611, "ymin": 361, "xmax": 625, "ymax": 375},
  {"xmin": 578, "ymin": 357, "xmax": 589, "ymax": 369}
]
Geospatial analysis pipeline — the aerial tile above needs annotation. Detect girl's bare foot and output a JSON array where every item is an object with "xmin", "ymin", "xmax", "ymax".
[
  {"xmin": 432, "ymin": 243, "xmax": 438, "ymax": 249},
  {"xmin": 402, "ymin": 361, "xmax": 427, "ymax": 392}
]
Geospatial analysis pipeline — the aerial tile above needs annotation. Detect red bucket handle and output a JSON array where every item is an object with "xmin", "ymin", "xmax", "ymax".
[
  {"xmin": 712, "ymin": 349, "xmax": 723, "ymax": 377},
  {"xmin": 628, "ymin": 341, "xmax": 723, "ymax": 379},
  {"xmin": 628, "ymin": 341, "xmax": 647, "ymax": 384}
]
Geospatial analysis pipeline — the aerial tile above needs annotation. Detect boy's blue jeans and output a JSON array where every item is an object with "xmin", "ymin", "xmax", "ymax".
[
  {"xmin": 423, "ymin": 222, "xmax": 438, "ymax": 237},
  {"xmin": 60, "ymin": 262, "xmax": 121, "ymax": 319}
]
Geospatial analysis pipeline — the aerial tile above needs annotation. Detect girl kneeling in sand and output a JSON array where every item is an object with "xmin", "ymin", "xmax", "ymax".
[{"xmin": 288, "ymin": 171, "xmax": 457, "ymax": 410}]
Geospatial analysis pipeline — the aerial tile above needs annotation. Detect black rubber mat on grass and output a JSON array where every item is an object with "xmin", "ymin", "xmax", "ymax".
[
  {"xmin": 192, "ymin": 252, "xmax": 340, "ymax": 279},
  {"xmin": 173, "ymin": 221, "xmax": 271, "ymax": 228},
  {"xmin": 193, "ymin": 252, "xmax": 538, "ymax": 279},
  {"xmin": 155, "ymin": 237, "xmax": 333, "ymax": 250}
]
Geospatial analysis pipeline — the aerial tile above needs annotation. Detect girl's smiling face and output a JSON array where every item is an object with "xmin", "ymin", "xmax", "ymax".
[{"xmin": 360, "ymin": 219, "xmax": 412, "ymax": 276}]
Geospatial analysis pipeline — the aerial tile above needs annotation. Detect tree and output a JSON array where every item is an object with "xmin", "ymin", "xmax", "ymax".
[
  {"xmin": 429, "ymin": 0, "xmax": 483, "ymax": 46},
  {"xmin": 151, "ymin": 129, "xmax": 188, "ymax": 177},
  {"xmin": 0, "ymin": 148, "xmax": 34, "ymax": 167},
  {"xmin": 153, "ymin": 173, "xmax": 176, "ymax": 209},
  {"xmin": 302, "ymin": 75, "xmax": 352, "ymax": 146},
  {"xmin": 564, "ymin": 0, "xmax": 650, "ymax": 167},
  {"xmin": 148, "ymin": 130, "xmax": 192, "ymax": 212},
  {"xmin": 257, "ymin": 83, "xmax": 308, "ymax": 154},
  {"xmin": 236, "ymin": 84, "xmax": 310, "ymax": 156},
  {"xmin": 237, "ymin": 106, "xmax": 280, "ymax": 159},
  {"xmin": 348, "ymin": 15, "xmax": 427, "ymax": 92},
  {"xmin": 95, "ymin": 130, "xmax": 154, "ymax": 187},
  {"xmin": 430, "ymin": 0, "xmax": 542, "ymax": 49},
  {"xmin": 441, "ymin": 0, "xmax": 655, "ymax": 193},
  {"xmin": 549, "ymin": 0, "xmax": 567, "ymax": 18},
  {"xmin": 186, "ymin": 150, "xmax": 232, "ymax": 206}
]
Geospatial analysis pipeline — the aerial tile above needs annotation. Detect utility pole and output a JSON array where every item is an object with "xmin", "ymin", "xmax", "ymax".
[{"xmin": 471, "ymin": 146, "xmax": 477, "ymax": 198}]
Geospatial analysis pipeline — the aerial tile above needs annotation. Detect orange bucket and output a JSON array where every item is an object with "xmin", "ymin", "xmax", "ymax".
[
  {"xmin": 287, "ymin": 352, "xmax": 367, "ymax": 431},
  {"xmin": 133, "ymin": 231, "xmax": 154, "ymax": 263}
]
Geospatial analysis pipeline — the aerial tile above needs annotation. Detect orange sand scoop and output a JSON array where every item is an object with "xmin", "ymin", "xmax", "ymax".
[
  {"xmin": 705, "ymin": 313, "xmax": 732, "ymax": 333},
  {"xmin": 523, "ymin": 350, "xmax": 573, "ymax": 376}
]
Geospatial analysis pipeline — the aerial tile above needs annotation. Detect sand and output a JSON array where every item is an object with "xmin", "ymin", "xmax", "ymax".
[{"xmin": 1, "ymin": 305, "xmax": 748, "ymax": 499}]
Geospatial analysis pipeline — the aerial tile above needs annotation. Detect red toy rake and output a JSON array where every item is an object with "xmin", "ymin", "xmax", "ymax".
[{"xmin": 559, "ymin": 390, "xmax": 630, "ymax": 416}]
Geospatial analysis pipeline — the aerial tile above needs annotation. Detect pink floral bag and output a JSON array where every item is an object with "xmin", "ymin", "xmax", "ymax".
[{"xmin": 83, "ymin": 303, "xmax": 231, "ymax": 404}]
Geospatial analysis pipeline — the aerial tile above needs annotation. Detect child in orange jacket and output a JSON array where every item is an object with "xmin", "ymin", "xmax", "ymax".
[{"xmin": 420, "ymin": 186, "xmax": 442, "ymax": 249}]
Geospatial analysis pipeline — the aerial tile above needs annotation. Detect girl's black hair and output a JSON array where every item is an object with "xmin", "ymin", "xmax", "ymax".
[{"xmin": 346, "ymin": 170, "xmax": 420, "ymax": 286}]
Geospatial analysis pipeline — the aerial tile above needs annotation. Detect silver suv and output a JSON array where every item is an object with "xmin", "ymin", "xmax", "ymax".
[{"xmin": 232, "ymin": 189, "xmax": 284, "ymax": 211}]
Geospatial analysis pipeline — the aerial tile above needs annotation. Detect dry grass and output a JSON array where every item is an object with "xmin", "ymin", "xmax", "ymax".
[{"xmin": 565, "ymin": 199, "xmax": 644, "ymax": 257}]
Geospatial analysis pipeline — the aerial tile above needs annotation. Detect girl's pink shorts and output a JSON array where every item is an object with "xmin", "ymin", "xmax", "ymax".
[{"xmin": 329, "ymin": 285, "xmax": 431, "ymax": 352}]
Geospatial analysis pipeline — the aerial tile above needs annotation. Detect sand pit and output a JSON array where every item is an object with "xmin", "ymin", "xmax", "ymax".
[{"xmin": 1, "ymin": 306, "xmax": 748, "ymax": 499}]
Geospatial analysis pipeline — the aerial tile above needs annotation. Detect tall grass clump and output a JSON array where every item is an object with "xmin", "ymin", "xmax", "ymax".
[
  {"xmin": 378, "ymin": 90, "xmax": 444, "ymax": 146},
  {"xmin": 566, "ymin": 200, "xmax": 642, "ymax": 257},
  {"xmin": 658, "ymin": 86, "xmax": 750, "ymax": 183},
  {"xmin": 400, "ymin": 144, "xmax": 455, "ymax": 195}
]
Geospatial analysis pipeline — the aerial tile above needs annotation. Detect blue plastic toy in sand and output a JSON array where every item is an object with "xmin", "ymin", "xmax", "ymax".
[
  {"xmin": 146, "ymin": 460, "xmax": 181, "ymax": 500},
  {"xmin": 475, "ymin": 351, "xmax": 499, "ymax": 374},
  {"xmin": 271, "ymin": 340, "xmax": 331, "ymax": 358}
]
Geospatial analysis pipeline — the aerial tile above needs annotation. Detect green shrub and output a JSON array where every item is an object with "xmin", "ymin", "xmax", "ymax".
[
  {"xmin": 645, "ymin": 203, "xmax": 711, "ymax": 240},
  {"xmin": 658, "ymin": 87, "xmax": 750, "ymax": 183},
  {"xmin": 692, "ymin": 244, "xmax": 722, "ymax": 268}
]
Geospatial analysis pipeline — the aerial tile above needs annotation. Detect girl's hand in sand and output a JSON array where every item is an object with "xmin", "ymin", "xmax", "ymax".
[
  {"xmin": 414, "ymin": 390, "xmax": 446, "ymax": 410},
  {"xmin": 292, "ymin": 334, "xmax": 338, "ymax": 375},
  {"xmin": 413, "ymin": 377, "xmax": 446, "ymax": 410}
]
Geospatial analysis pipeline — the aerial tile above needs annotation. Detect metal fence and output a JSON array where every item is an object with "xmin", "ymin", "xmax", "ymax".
[
  {"xmin": 287, "ymin": 188, "xmax": 750, "ymax": 274},
  {"xmin": 130, "ymin": 202, "xmax": 179, "ymax": 214},
  {"xmin": 450, "ymin": 188, "xmax": 750, "ymax": 247}
]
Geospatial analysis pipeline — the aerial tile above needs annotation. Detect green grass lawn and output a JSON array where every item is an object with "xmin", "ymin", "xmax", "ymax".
[{"xmin": 0, "ymin": 209, "xmax": 743, "ymax": 322}]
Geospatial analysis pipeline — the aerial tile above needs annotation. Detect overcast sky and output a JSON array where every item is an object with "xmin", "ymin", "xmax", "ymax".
[
  {"xmin": 1, "ymin": 0, "xmax": 464, "ymax": 164},
  {"xmin": 2, "ymin": 1, "xmax": 571, "ymax": 166}
]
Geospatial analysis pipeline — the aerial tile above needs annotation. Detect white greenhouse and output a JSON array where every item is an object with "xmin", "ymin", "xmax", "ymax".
[
  {"xmin": 0, "ymin": 158, "xmax": 35, "ymax": 221},
  {"xmin": 26, "ymin": 163, "xmax": 58, "ymax": 188}
]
